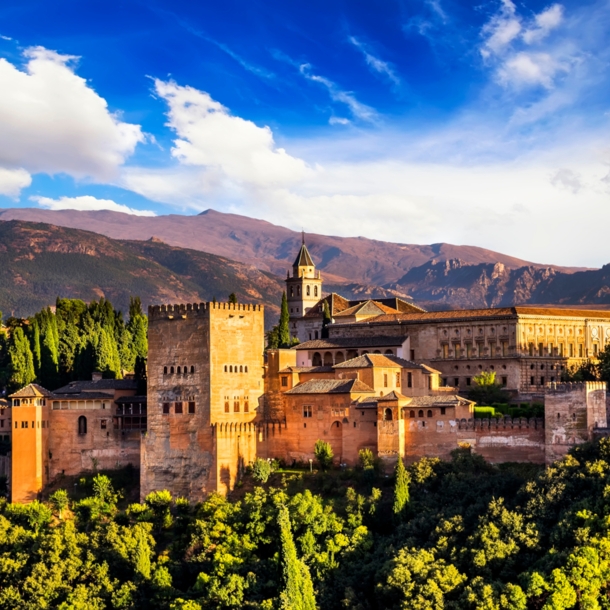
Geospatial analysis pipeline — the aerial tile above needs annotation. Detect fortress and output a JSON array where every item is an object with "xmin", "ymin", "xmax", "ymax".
[{"xmin": 6, "ymin": 242, "xmax": 610, "ymax": 502}]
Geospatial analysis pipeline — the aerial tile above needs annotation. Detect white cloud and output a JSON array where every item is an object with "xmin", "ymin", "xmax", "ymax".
[
  {"xmin": 0, "ymin": 46, "xmax": 143, "ymax": 197},
  {"xmin": 348, "ymin": 37, "xmax": 401, "ymax": 87},
  {"xmin": 499, "ymin": 52, "xmax": 564, "ymax": 88},
  {"xmin": 329, "ymin": 117, "xmax": 350, "ymax": 126},
  {"xmin": 550, "ymin": 167, "xmax": 583, "ymax": 193},
  {"xmin": 30, "ymin": 195, "xmax": 156, "ymax": 216},
  {"xmin": 298, "ymin": 63, "xmax": 378, "ymax": 123},
  {"xmin": 0, "ymin": 167, "xmax": 31, "ymax": 197},
  {"xmin": 481, "ymin": 0, "xmax": 521, "ymax": 59},
  {"xmin": 523, "ymin": 4, "xmax": 564, "ymax": 44}
]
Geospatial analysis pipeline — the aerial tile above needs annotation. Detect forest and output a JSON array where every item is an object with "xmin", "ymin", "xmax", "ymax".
[
  {"xmin": 0, "ymin": 296, "xmax": 148, "ymax": 394},
  {"xmin": 0, "ymin": 440, "xmax": 609, "ymax": 609}
]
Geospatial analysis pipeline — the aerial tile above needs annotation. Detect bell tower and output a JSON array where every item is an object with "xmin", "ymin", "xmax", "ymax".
[{"xmin": 286, "ymin": 233, "xmax": 322, "ymax": 338}]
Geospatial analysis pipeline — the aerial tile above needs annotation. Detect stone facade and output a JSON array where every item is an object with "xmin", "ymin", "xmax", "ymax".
[{"xmin": 142, "ymin": 301, "xmax": 264, "ymax": 501}]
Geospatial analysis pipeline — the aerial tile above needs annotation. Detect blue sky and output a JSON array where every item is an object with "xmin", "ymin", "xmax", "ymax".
[{"xmin": 0, "ymin": 0, "xmax": 609, "ymax": 266}]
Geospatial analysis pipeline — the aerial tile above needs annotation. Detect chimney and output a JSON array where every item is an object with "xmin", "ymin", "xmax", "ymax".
[{"xmin": 92, "ymin": 371, "xmax": 103, "ymax": 381}]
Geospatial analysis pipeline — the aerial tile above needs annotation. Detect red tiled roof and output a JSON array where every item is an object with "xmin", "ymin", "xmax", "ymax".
[
  {"xmin": 285, "ymin": 378, "xmax": 375, "ymax": 395},
  {"xmin": 334, "ymin": 353, "xmax": 427, "ymax": 370},
  {"xmin": 9, "ymin": 383, "xmax": 54, "ymax": 399},
  {"xmin": 334, "ymin": 300, "xmax": 401, "ymax": 317}
]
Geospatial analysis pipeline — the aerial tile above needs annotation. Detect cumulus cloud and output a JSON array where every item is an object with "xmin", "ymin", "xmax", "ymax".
[
  {"xmin": 348, "ymin": 37, "xmax": 401, "ymax": 87},
  {"xmin": 0, "ymin": 46, "xmax": 144, "ymax": 196},
  {"xmin": 523, "ymin": 4, "xmax": 564, "ymax": 44},
  {"xmin": 480, "ymin": 0, "xmax": 521, "ymax": 59},
  {"xmin": 0, "ymin": 167, "xmax": 31, "ymax": 197},
  {"xmin": 30, "ymin": 195, "xmax": 156, "ymax": 216},
  {"xmin": 499, "ymin": 52, "xmax": 565, "ymax": 89}
]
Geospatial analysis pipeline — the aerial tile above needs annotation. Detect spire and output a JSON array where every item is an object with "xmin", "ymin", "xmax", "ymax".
[
  {"xmin": 293, "ymin": 241, "xmax": 314, "ymax": 269},
  {"xmin": 302, "ymin": 230, "xmax": 305, "ymax": 245}
]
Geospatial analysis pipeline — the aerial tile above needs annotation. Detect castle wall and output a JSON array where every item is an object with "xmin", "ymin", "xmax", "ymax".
[{"xmin": 47, "ymin": 408, "xmax": 140, "ymax": 478}]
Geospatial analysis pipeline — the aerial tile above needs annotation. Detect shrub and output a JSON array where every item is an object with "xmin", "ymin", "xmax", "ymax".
[
  {"xmin": 252, "ymin": 458, "xmax": 273, "ymax": 483},
  {"xmin": 314, "ymin": 440, "xmax": 334, "ymax": 471}
]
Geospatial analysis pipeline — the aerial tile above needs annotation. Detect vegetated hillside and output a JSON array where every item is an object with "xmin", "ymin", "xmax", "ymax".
[
  {"xmin": 0, "ymin": 220, "xmax": 284, "ymax": 325},
  {"xmin": 389, "ymin": 259, "xmax": 610, "ymax": 310},
  {"xmin": 0, "ymin": 207, "xmax": 584, "ymax": 286}
]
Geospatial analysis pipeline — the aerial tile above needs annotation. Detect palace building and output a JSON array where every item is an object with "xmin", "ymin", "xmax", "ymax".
[{"xmin": 6, "ymin": 241, "xmax": 610, "ymax": 502}]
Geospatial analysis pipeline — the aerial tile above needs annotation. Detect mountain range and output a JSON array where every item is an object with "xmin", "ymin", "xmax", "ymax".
[{"xmin": 1, "ymin": 208, "xmax": 610, "ymax": 320}]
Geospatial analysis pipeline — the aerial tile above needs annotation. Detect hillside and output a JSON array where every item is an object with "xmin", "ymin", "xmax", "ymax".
[
  {"xmin": 0, "ymin": 208, "xmax": 585, "ymax": 286},
  {"xmin": 0, "ymin": 220, "xmax": 285, "ymax": 325}
]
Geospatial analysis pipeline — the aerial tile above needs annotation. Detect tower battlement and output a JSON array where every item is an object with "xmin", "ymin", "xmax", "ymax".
[
  {"xmin": 148, "ymin": 302, "xmax": 263, "ymax": 320},
  {"xmin": 546, "ymin": 381, "xmax": 607, "ymax": 393}
]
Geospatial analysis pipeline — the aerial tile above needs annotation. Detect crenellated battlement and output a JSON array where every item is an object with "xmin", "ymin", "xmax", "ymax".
[
  {"xmin": 458, "ymin": 416, "xmax": 545, "ymax": 430},
  {"xmin": 148, "ymin": 301, "xmax": 264, "ymax": 320},
  {"xmin": 546, "ymin": 381, "xmax": 607, "ymax": 393}
]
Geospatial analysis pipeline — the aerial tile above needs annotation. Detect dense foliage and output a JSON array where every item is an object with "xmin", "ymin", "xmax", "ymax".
[
  {"xmin": 0, "ymin": 296, "xmax": 148, "ymax": 393},
  {"xmin": 4, "ymin": 441, "xmax": 610, "ymax": 608}
]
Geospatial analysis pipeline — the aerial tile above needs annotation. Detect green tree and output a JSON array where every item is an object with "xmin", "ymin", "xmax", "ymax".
[
  {"xmin": 228, "ymin": 293, "xmax": 237, "ymax": 304},
  {"xmin": 251, "ymin": 458, "xmax": 273, "ymax": 483},
  {"xmin": 8, "ymin": 326, "xmax": 36, "ymax": 391},
  {"xmin": 314, "ymin": 440, "xmax": 333, "ymax": 471},
  {"xmin": 321, "ymin": 300, "xmax": 331, "ymax": 339},
  {"xmin": 49, "ymin": 489, "xmax": 70, "ymax": 520},
  {"xmin": 278, "ymin": 291, "xmax": 291, "ymax": 348},
  {"xmin": 278, "ymin": 504, "xmax": 317, "ymax": 610},
  {"xmin": 393, "ymin": 457, "xmax": 410, "ymax": 519},
  {"xmin": 469, "ymin": 371, "xmax": 510, "ymax": 405}
]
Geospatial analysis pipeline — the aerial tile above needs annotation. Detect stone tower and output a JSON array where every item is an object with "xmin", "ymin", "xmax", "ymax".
[
  {"xmin": 286, "ymin": 234, "xmax": 322, "ymax": 340},
  {"xmin": 142, "ymin": 301, "xmax": 265, "ymax": 501},
  {"xmin": 544, "ymin": 381, "xmax": 607, "ymax": 464}
]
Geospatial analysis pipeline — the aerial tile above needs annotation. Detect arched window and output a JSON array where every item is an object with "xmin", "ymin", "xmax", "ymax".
[
  {"xmin": 290, "ymin": 287, "xmax": 294, "ymax": 297},
  {"xmin": 335, "ymin": 351, "xmax": 345, "ymax": 364},
  {"xmin": 385, "ymin": 349, "xmax": 394, "ymax": 355},
  {"xmin": 314, "ymin": 286, "xmax": 318, "ymax": 297},
  {"xmin": 557, "ymin": 413, "xmax": 561, "ymax": 420},
  {"xmin": 244, "ymin": 401, "xmax": 249, "ymax": 413},
  {"xmin": 307, "ymin": 285, "xmax": 311, "ymax": 296},
  {"xmin": 297, "ymin": 286, "xmax": 301, "ymax": 296},
  {"xmin": 240, "ymin": 365, "xmax": 243, "ymax": 372},
  {"xmin": 312, "ymin": 352, "xmax": 322, "ymax": 366},
  {"xmin": 170, "ymin": 366, "xmax": 175, "ymax": 374},
  {"xmin": 224, "ymin": 365, "xmax": 227, "ymax": 372},
  {"xmin": 323, "ymin": 352, "xmax": 333, "ymax": 366},
  {"xmin": 230, "ymin": 365, "xmax": 233, "ymax": 372},
  {"xmin": 224, "ymin": 402, "xmax": 230, "ymax": 413},
  {"xmin": 78, "ymin": 416, "xmax": 87, "ymax": 435},
  {"xmin": 163, "ymin": 366, "xmax": 167, "ymax": 375},
  {"xmin": 244, "ymin": 366, "xmax": 248, "ymax": 373},
  {"xmin": 177, "ymin": 366, "xmax": 181, "ymax": 374},
  {"xmin": 384, "ymin": 408, "xmax": 393, "ymax": 421},
  {"xmin": 410, "ymin": 410, "xmax": 415, "ymax": 418},
  {"xmin": 191, "ymin": 366, "xmax": 195, "ymax": 373},
  {"xmin": 427, "ymin": 410, "xmax": 433, "ymax": 418},
  {"xmin": 234, "ymin": 401, "xmax": 240, "ymax": 413},
  {"xmin": 314, "ymin": 330, "xmax": 319, "ymax": 339},
  {"xmin": 418, "ymin": 410, "xmax": 424, "ymax": 418}
]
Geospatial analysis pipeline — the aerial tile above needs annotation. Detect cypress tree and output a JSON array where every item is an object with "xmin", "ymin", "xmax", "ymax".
[
  {"xmin": 278, "ymin": 504, "xmax": 317, "ymax": 610},
  {"xmin": 321, "ymin": 300, "xmax": 331, "ymax": 339},
  {"xmin": 8, "ymin": 327, "xmax": 36, "ymax": 391},
  {"xmin": 134, "ymin": 525, "xmax": 152, "ymax": 579},
  {"xmin": 393, "ymin": 458, "xmax": 410, "ymax": 520},
  {"xmin": 39, "ymin": 308, "xmax": 59, "ymax": 389},
  {"xmin": 278, "ymin": 292, "xmax": 291, "ymax": 348},
  {"xmin": 228, "ymin": 293, "xmax": 237, "ymax": 304},
  {"xmin": 30, "ymin": 319, "xmax": 41, "ymax": 375}
]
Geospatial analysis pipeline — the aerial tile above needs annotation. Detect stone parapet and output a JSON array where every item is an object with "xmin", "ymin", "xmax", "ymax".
[
  {"xmin": 458, "ymin": 417, "xmax": 544, "ymax": 430},
  {"xmin": 546, "ymin": 381, "xmax": 607, "ymax": 393},
  {"xmin": 148, "ymin": 302, "xmax": 263, "ymax": 320}
]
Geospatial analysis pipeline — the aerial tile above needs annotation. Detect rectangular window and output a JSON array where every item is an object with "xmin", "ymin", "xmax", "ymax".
[
  {"xmin": 175, "ymin": 402, "xmax": 183, "ymax": 414},
  {"xmin": 303, "ymin": 405, "xmax": 312, "ymax": 418},
  {"xmin": 502, "ymin": 341, "xmax": 508, "ymax": 356},
  {"xmin": 42, "ymin": 421, "xmax": 45, "ymax": 429},
  {"xmin": 466, "ymin": 343, "xmax": 472, "ymax": 358},
  {"xmin": 540, "ymin": 377, "xmax": 545, "ymax": 386},
  {"xmin": 454, "ymin": 377, "xmax": 459, "ymax": 387},
  {"xmin": 21, "ymin": 421, "xmax": 27, "ymax": 428},
  {"xmin": 14, "ymin": 422, "xmax": 17, "ymax": 429},
  {"xmin": 538, "ymin": 343, "xmax": 544, "ymax": 357},
  {"xmin": 188, "ymin": 401, "xmax": 196, "ymax": 414},
  {"xmin": 579, "ymin": 344, "xmax": 583, "ymax": 358},
  {"xmin": 559, "ymin": 343, "xmax": 564, "ymax": 356},
  {"xmin": 548, "ymin": 343, "xmax": 554, "ymax": 356},
  {"xmin": 428, "ymin": 376, "xmax": 433, "ymax": 390},
  {"xmin": 440, "ymin": 407, "xmax": 446, "ymax": 415},
  {"xmin": 442, "ymin": 344, "xmax": 448, "ymax": 358},
  {"xmin": 396, "ymin": 372, "xmax": 400, "ymax": 386},
  {"xmin": 243, "ymin": 401, "xmax": 249, "ymax": 413},
  {"xmin": 383, "ymin": 374, "xmax": 388, "ymax": 388},
  {"xmin": 0, "ymin": 420, "xmax": 3, "ymax": 428},
  {"xmin": 455, "ymin": 345, "xmax": 461, "ymax": 358},
  {"xmin": 410, "ymin": 349, "xmax": 415, "ymax": 360},
  {"xmin": 530, "ymin": 376, "xmax": 535, "ymax": 386},
  {"xmin": 101, "ymin": 419, "xmax": 107, "ymax": 429},
  {"xmin": 466, "ymin": 377, "xmax": 471, "ymax": 386},
  {"xmin": 529, "ymin": 343, "xmax": 534, "ymax": 356},
  {"xmin": 594, "ymin": 343, "xmax": 599, "ymax": 356},
  {"xmin": 162, "ymin": 403, "xmax": 170, "ymax": 415},
  {"xmin": 224, "ymin": 401, "xmax": 230, "ymax": 413},
  {"xmin": 281, "ymin": 376, "xmax": 288, "ymax": 387},
  {"xmin": 407, "ymin": 372, "xmax": 413, "ymax": 388},
  {"xmin": 233, "ymin": 401, "xmax": 240, "ymax": 413},
  {"xmin": 501, "ymin": 376, "xmax": 507, "ymax": 386}
]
